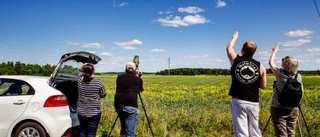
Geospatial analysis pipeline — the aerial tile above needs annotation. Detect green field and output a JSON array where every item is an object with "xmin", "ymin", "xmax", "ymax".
[{"xmin": 96, "ymin": 75, "xmax": 320, "ymax": 137}]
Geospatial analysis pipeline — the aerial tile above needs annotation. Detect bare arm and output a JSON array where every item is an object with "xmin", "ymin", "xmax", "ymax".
[
  {"xmin": 259, "ymin": 64, "xmax": 267, "ymax": 89},
  {"xmin": 226, "ymin": 31, "xmax": 239, "ymax": 65},
  {"xmin": 268, "ymin": 44, "xmax": 279, "ymax": 73}
]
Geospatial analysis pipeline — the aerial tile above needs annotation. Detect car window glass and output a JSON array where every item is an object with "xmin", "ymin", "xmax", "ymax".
[
  {"xmin": 0, "ymin": 79, "xmax": 32, "ymax": 96},
  {"xmin": 57, "ymin": 60, "xmax": 82, "ymax": 79}
]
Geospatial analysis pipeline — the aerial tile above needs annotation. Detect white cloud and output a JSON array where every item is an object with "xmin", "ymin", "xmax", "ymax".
[
  {"xmin": 257, "ymin": 51, "xmax": 270, "ymax": 57},
  {"xmin": 184, "ymin": 15, "xmax": 209, "ymax": 25},
  {"xmin": 156, "ymin": 6, "xmax": 210, "ymax": 28},
  {"xmin": 284, "ymin": 29, "xmax": 314, "ymax": 37},
  {"xmin": 150, "ymin": 48, "xmax": 167, "ymax": 53},
  {"xmin": 178, "ymin": 6, "xmax": 204, "ymax": 14},
  {"xmin": 118, "ymin": 2, "xmax": 128, "ymax": 7},
  {"xmin": 306, "ymin": 47, "xmax": 320, "ymax": 53},
  {"xmin": 101, "ymin": 52, "xmax": 114, "ymax": 56},
  {"xmin": 184, "ymin": 55, "xmax": 210, "ymax": 59},
  {"xmin": 113, "ymin": 39, "xmax": 143, "ymax": 50},
  {"xmin": 113, "ymin": 0, "xmax": 128, "ymax": 7},
  {"xmin": 279, "ymin": 39, "xmax": 311, "ymax": 47},
  {"xmin": 216, "ymin": 0, "xmax": 227, "ymax": 8},
  {"xmin": 156, "ymin": 14, "xmax": 210, "ymax": 27},
  {"xmin": 67, "ymin": 41, "xmax": 103, "ymax": 48},
  {"xmin": 159, "ymin": 11, "xmax": 172, "ymax": 15}
]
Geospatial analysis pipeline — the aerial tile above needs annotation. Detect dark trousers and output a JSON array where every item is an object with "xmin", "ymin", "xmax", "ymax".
[
  {"xmin": 78, "ymin": 112, "xmax": 101, "ymax": 137},
  {"xmin": 271, "ymin": 107, "xmax": 299, "ymax": 137}
]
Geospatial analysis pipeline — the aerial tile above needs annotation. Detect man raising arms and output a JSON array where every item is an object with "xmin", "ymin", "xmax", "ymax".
[{"xmin": 226, "ymin": 31, "xmax": 267, "ymax": 137}]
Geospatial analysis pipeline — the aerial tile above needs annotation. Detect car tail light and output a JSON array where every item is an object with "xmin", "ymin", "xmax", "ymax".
[
  {"xmin": 44, "ymin": 95, "xmax": 69, "ymax": 107},
  {"xmin": 62, "ymin": 126, "xmax": 79, "ymax": 137}
]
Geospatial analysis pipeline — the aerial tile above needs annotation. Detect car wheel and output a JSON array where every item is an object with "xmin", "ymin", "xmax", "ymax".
[{"xmin": 13, "ymin": 122, "xmax": 46, "ymax": 137}]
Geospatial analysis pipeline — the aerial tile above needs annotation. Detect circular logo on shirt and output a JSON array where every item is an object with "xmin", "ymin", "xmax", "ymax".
[{"xmin": 235, "ymin": 61, "xmax": 259, "ymax": 84}]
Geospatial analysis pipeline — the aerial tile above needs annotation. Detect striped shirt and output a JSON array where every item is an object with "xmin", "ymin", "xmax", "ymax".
[
  {"xmin": 77, "ymin": 73, "xmax": 106, "ymax": 117},
  {"xmin": 271, "ymin": 68, "xmax": 303, "ymax": 108}
]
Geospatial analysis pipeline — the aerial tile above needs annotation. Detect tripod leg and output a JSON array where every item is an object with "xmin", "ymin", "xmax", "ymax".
[
  {"xmin": 262, "ymin": 115, "xmax": 271, "ymax": 134},
  {"xmin": 108, "ymin": 116, "xmax": 119, "ymax": 137},
  {"xmin": 138, "ymin": 92, "xmax": 155, "ymax": 137},
  {"xmin": 298, "ymin": 106, "xmax": 312, "ymax": 137}
]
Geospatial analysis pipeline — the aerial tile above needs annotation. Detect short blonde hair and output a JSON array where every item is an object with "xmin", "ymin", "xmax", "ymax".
[{"xmin": 282, "ymin": 56, "xmax": 299, "ymax": 74}]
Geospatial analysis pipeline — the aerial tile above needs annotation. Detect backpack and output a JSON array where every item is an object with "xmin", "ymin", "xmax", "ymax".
[{"xmin": 277, "ymin": 73, "xmax": 303, "ymax": 107}]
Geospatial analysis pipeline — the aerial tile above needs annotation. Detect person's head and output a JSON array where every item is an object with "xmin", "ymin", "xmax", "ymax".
[
  {"xmin": 81, "ymin": 63, "xmax": 95, "ymax": 82},
  {"xmin": 82, "ymin": 63, "xmax": 95, "ymax": 75},
  {"xmin": 281, "ymin": 56, "xmax": 299, "ymax": 74},
  {"xmin": 241, "ymin": 40, "xmax": 257, "ymax": 57},
  {"xmin": 125, "ymin": 62, "xmax": 136, "ymax": 74}
]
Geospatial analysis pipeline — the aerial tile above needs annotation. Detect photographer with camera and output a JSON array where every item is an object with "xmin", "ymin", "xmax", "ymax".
[
  {"xmin": 77, "ymin": 63, "xmax": 106, "ymax": 137},
  {"xmin": 114, "ymin": 62, "xmax": 144, "ymax": 137}
]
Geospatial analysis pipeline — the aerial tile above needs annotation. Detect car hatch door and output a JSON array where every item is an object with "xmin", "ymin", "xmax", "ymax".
[{"xmin": 49, "ymin": 51, "xmax": 101, "ymax": 85}]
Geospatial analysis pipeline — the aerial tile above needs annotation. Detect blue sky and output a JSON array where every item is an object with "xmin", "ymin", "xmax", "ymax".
[{"xmin": 0, "ymin": 0, "xmax": 319, "ymax": 72}]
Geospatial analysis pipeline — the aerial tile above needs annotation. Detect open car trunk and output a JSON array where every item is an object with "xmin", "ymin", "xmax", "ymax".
[{"xmin": 49, "ymin": 51, "xmax": 101, "ymax": 112}]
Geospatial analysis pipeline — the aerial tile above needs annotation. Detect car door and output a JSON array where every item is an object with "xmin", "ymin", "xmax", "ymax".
[{"xmin": 0, "ymin": 79, "xmax": 33, "ymax": 136}]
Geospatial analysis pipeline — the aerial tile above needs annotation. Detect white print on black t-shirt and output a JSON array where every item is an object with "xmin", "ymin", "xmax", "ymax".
[{"xmin": 235, "ymin": 61, "xmax": 259, "ymax": 84}]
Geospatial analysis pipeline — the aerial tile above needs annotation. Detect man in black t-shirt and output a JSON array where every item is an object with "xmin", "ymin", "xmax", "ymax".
[
  {"xmin": 114, "ymin": 62, "xmax": 144, "ymax": 137},
  {"xmin": 226, "ymin": 31, "xmax": 267, "ymax": 137}
]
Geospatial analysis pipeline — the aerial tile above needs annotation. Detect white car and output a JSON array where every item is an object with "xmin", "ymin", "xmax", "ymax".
[{"xmin": 0, "ymin": 51, "xmax": 101, "ymax": 137}]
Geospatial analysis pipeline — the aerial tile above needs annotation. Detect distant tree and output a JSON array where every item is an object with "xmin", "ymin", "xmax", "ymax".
[
  {"xmin": 43, "ymin": 64, "xmax": 55, "ymax": 76},
  {"xmin": 156, "ymin": 68, "xmax": 231, "ymax": 75},
  {"xmin": 0, "ymin": 61, "xmax": 55, "ymax": 76}
]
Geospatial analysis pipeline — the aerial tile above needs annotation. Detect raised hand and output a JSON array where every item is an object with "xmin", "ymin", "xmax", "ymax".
[
  {"xmin": 272, "ymin": 43, "xmax": 279, "ymax": 53},
  {"xmin": 232, "ymin": 31, "xmax": 239, "ymax": 40}
]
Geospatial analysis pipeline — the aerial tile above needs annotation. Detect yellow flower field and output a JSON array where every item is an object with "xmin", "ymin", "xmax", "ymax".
[{"xmin": 96, "ymin": 75, "xmax": 320, "ymax": 137}]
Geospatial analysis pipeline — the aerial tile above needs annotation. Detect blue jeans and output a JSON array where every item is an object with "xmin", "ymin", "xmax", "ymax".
[
  {"xmin": 78, "ymin": 112, "xmax": 101, "ymax": 137},
  {"xmin": 117, "ymin": 106, "xmax": 139, "ymax": 137}
]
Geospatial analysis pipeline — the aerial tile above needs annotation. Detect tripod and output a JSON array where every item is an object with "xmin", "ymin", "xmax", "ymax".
[
  {"xmin": 262, "ymin": 106, "xmax": 311, "ymax": 137},
  {"xmin": 108, "ymin": 92, "xmax": 155, "ymax": 137}
]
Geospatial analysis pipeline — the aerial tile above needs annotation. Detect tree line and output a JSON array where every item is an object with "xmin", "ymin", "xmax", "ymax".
[
  {"xmin": 156, "ymin": 68, "xmax": 320, "ymax": 75},
  {"xmin": 0, "ymin": 61, "xmax": 55, "ymax": 76},
  {"xmin": 156, "ymin": 68, "xmax": 231, "ymax": 75}
]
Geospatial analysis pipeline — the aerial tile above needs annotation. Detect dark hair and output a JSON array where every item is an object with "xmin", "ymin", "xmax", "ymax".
[
  {"xmin": 242, "ymin": 41, "xmax": 257, "ymax": 57},
  {"xmin": 82, "ymin": 64, "xmax": 94, "ymax": 82}
]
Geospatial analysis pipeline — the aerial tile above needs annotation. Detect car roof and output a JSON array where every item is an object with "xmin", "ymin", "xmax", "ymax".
[
  {"xmin": 0, "ymin": 75, "xmax": 48, "ymax": 80},
  {"xmin": 0, "ymin": 75, "xmax": 49, "ymax": 88}
]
